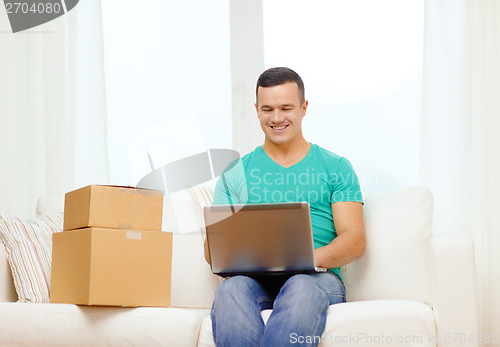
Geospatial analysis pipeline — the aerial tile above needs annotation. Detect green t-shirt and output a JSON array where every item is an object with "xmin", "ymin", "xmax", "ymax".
[{"xmin": 212, "ymin": 143, "xmax": 363, "ymax": 276}]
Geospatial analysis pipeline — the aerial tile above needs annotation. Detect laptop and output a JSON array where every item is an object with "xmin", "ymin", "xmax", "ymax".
[{"xmin": 203, "ymin": 201, "xmax": 327, "ymax": 277}]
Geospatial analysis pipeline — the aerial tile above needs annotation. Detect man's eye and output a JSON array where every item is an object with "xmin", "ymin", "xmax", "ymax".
[{"xmin": 283, "ymin": 108, "xmax": 292, "ymax": 111}]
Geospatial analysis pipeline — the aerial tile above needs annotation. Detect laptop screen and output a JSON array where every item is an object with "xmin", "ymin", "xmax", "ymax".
[{"xmin": 204, "ymin": 202, "xmax": 318, "ymax": 276}]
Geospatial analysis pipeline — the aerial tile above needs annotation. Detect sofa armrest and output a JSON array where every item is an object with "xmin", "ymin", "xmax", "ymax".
[
  {"xmin": 431, "ymin": 233, "xmax": 479, "ymax": 347},
  {"xmin": 0, "ymin": 241, "xmax": 17, "ymax": 302}
]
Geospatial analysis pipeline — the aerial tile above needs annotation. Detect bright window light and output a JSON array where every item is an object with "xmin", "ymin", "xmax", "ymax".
[
  {"xmin": 263, "ymin": 0, "xmax": 424, "ymax": 194},
  {"xmin": 101, "ymin": 0, "xmax": 232, "ymax": 186}
]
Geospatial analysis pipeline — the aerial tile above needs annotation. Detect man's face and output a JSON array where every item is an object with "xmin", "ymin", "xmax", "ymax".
[{"xmin": 255, "ymin": 82, "xmax": 308, "ymax": 146}]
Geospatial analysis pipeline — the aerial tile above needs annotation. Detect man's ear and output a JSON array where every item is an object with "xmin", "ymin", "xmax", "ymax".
[
  {"xmin": 255, "ymin": 103, "xmax": 259, "ymax": 115},
  {"xmin": 302, "ymin": 100, "xmax": 309, "ymax": 116}
]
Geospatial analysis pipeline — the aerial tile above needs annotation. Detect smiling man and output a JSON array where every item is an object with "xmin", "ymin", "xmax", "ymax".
[{"xmin": 208, "ymin": 67, "xmax": 366, "ymax": 346}]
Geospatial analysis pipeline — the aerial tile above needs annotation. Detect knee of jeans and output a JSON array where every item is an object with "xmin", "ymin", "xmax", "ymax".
[
  {"xmin": 215, "ymin": 276, "xmax": 255, "ymax": 297},
  {"xmin": 282, "ymin": 275, "xmax": 320, "ymax": 297},
  {"xmin": 277, "ymin": 275, "xmax": 329, "ymax": 313}
]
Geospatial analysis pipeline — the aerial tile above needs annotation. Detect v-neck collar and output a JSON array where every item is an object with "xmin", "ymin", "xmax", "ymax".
[{"xmin": 258, "ymin": 143, "xmax": 314, "ymax": 170}]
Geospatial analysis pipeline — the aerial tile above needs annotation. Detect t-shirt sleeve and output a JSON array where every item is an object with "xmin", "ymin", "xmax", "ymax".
[
  {"xmin": 211, "ymin": 159, "xmax": 245, "ymax": 205},
  {"xmin": 212, "ymin": 173, "xmax": 240, "ymax": 205},
  {"xmin": 330, "ymin": 157, "xmax": 364, "ymax": 204}
]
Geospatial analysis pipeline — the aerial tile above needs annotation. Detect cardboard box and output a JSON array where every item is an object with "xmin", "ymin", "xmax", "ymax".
[
  {"xmin": 63, "ymin": 185, "xmax": 163, "ymax": 231},
  {"xmin": 50, "ymin": 228, "xmax": 172, "ymax": 307}
]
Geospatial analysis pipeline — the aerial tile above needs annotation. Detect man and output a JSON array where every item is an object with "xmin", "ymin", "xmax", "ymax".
[{"xmin": 205, "ymin": 67, "xmax": 365, "ymax": 346}]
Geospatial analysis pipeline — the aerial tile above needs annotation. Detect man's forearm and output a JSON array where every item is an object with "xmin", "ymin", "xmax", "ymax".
[{"xmin": 314, "ymin": 227, "xmax": 365, "ymax": 269}]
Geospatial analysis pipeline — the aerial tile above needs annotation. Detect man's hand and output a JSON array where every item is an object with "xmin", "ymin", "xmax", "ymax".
[
  {"xmin": 314, "ymin": 201, "xmax": 365, "ymax": 269},
  {"xmin": 204, "ymin": 237, "xmax": 211, "ymax": 265}
]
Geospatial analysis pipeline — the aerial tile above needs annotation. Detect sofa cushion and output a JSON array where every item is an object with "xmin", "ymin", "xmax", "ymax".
[
  {"xmin": 36, "ymin": 196, "xmax": 64, "ymax": 217},
  {"xmin": 0, "ymin": 302, "xmax": 209, "ymax": 347},
  {"xmin": 197, "ymin": 300, "xmax": 436, "ymax": 347},
  {"xmin": 171, "ymin": 233, "xmax": 220, "ymax": 309},
  {"xmin": 321, "ymin": 300, "xmax": 436, "ymax": 346},
  {"xmin": 163, "ymin": 190, "xmax": 205, "ymax": 234},
  {"xmin": 0, "ymin": 240, "xmax": 17, "ymax": 302},
  {"xmin": 188, "ymin": 182, "xmax": 216, "ymax": 230},
  {"xmin": 166, "ymin": 181, "xmax": 221, "ymax": 309},
  {"xmin": 162, "ymin": 178, "xmax": 217, "ymax": 234},
  {"xmin": 342, "ymin": 187, "xmax": 433, "ymax": 306},
  {"xmin": 0, "ymin": 213, "xmax": 63, "ymax": 303}
]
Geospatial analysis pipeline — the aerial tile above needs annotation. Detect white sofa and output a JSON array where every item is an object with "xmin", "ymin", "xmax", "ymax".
[{"xmin": 0, "ymin": 186, "xmax": 479, "ymax": 347}]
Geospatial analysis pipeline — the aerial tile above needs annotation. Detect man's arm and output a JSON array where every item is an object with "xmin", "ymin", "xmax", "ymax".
[{"xmin": 314, "ymin": 201, "xmax": 365, "ymax": 269}]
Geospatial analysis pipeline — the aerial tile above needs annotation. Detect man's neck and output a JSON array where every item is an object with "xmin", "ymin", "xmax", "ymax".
[{"xmin": 262, "ymin": 137, "xmax": 311, "ymax": 168}]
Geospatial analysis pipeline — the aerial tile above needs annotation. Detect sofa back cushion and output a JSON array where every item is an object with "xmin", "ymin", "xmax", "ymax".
[
  {"xmin": 342, "ymin": 186, "xmax": 433, "ymax": 306},
  {"xmin": 36, "ymin": 196, "xmax": 64, "ymax": 217},
  {"xmin": 166, "ymin": 181, "xmax": 221, "ymax": 308}
]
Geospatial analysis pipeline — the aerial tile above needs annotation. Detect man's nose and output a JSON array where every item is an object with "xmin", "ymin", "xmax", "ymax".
[{"xmin": 271, "ymin": 110, "xmax": 284, "ymax": 123}]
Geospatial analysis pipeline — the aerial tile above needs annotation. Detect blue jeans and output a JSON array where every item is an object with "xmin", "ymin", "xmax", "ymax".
[{"xmin": 211, "ymin": 272, "xmax": 346, "ymax": 347}]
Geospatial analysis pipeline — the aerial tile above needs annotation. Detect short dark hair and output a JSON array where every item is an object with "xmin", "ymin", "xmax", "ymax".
[{"xmin": 256, "ymin": 67, "xmax": 305, "ymax": 103}]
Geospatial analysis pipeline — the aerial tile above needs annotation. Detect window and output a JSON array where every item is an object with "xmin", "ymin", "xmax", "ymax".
[
  {"xmin": 263, "ymin": 0, "xmax": 424, "ymax": 194},
  {"xmin": 102, "ymin": 0, "xmax": 232, "ymax": 185}
]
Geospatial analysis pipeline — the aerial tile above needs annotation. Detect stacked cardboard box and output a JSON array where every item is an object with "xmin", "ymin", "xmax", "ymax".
[{"xmin": 50, "ymin": 185, "xmax": 172, "ymax": 307}]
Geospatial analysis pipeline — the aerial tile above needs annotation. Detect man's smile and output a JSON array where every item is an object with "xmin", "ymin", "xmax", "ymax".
[{"xmin": 270, "ymin": 125, "xmax": 289, "ymax": 130}]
